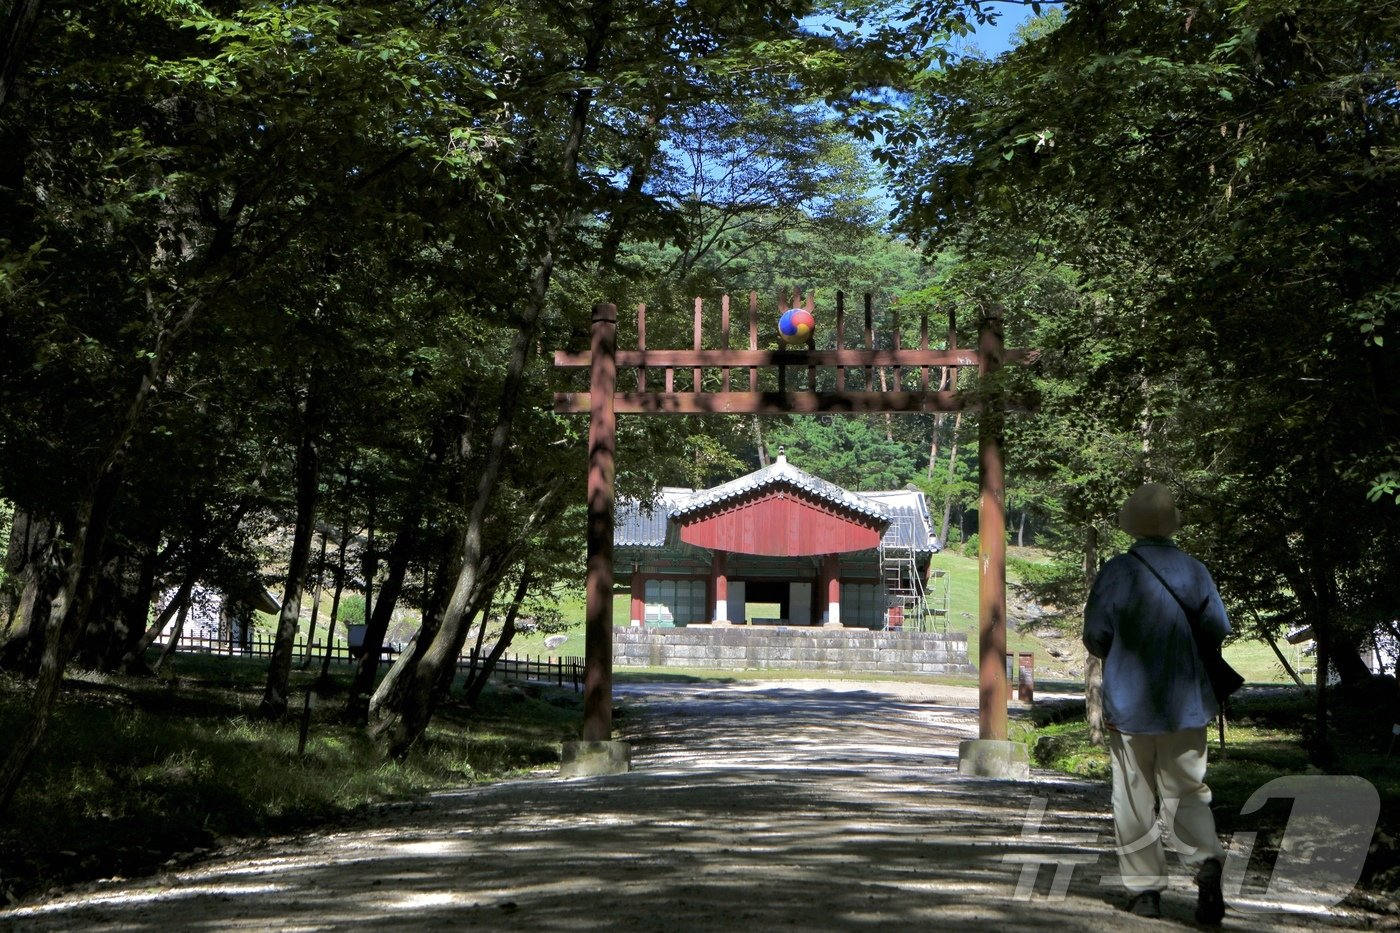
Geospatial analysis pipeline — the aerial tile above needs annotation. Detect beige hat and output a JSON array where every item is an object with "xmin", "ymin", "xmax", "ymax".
[{"xmin": 1119, "ymin": 483, "xmax": 1181, "ymax": 538}]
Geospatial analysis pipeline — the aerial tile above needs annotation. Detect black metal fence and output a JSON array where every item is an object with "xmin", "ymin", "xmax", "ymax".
[
  {"xmin": 471, "ymin": 654, "xmax": 585, "ymax": 691},
  {"xmin": 168, "ymin": 632, "xmax": 396, "ymax": 664},
  {"xmin": 166, "ymin": 633, "xmax": 583, "ymax": 691}
]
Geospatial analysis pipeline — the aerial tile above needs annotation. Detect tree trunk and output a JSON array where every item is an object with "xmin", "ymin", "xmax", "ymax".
[
  {"xmin": 362, "ymin": 496, "xmax": 376, "ymax": 662},
  {"xmin": 876, "ymin": 367, "xmax": 895, "ymax": 442},
  {"xmin": 1, "ymin": 508, "xmax": 35, "ymax": 630},
  {"xmin": 299, "ymin": 530, "xmax": 329, "ymax": 670},
  {"xmin": 927, "ymin": 417, "xmax": 942, "ymax": 481},
  {"xmin": 76, "ymin": 520, "xmax": 159, "ymax": 673},
  {"xmin": 376, "ymin": 477, "xmax": 564, "ymax": 754},
  {"xmin": 0, "ymin": 464, "xmax": 122, "ymax": 815},
  {"xmin": 342, "ymin": 520, "xmax": 417, "ymax": 723},
  {"xmin": 318, "ymin": 527, "xmax": 351, "ymax": 682},
  {"xmin": 0, "ymin": 511, "xmax": 56, "ymax": 669},
  {"xmin": 344, "ymin": 425, "xmax": 452, "ymax": 724},
  {"xmin": 133, "ymin": 572, "xmax": 196, "ymax": 660},
  {"xmin": 76, "ymin": 550, "xmax": 126, "ymax": 671},
  {"xmin": 1261, "ymin": 628, "xmax": 1309, "ymax": 693},
  {"xmin": 375, "ymin": 3, "xmax": 614, "ymax": 759},
  {"xmin": 925, "ymin": 364, "xmax": 953, "ymax": 480},
  {"xmin": 1284, "ymin": 537, "xmax": 1373, "ymax": 689},
  {"xmin": 1312, "ymin": 608, "xmax": 1331, "ymax": 766},
  {"xmin": 0, "ymin": 0, "xmax": 43, "ymax": 112},
  {"xmin": 259, "ymin": 428, "xmax": 320, "ymax": 719},
  {"xmin": 936, "ymin": 412, "xmax": 962, "ymax": 546},
  {"xmin": 1083, "ymin": 524, "xmax": 1105, "ymax": 745},
  {"xmin": 463, "ymin": 592, "xmax": 496, "ymax": 697},
  {"xmin": 119, "ymin": 495, "xmax": 255, "ymax": 671},
  {"xmin": 753, "ymin": 416, "xmax": 770, "ymax": 467},
  {"xmin": 436, "ymin": 582, "xmax": 499, "ymax": 702},
  {"xmin": 366, "ymin": 537, "xmax": 462, "ymax": 723},
  {"xmin": 463, "ymin": 570, "xmax": 532, "ymax": 708},
  {"xmin": 153, "ymin": 590, "xmax": 191, "ymax": 673},
  {"xmin": 114, "ymin": 524, "xmax": 160, "ymax": 670}
]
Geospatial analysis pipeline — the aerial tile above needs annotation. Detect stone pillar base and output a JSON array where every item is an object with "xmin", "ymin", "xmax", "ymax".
[
  {"xmin": 560, "ymin": 740, "xmax": 631, "ymax": 778},
  {"xmin": 957, "ymin": 739, "xmax": 1030, "ymax": 779},
  {"xmin": 821, "ymin": 621, "xmax": 845, "ymax": 628}
]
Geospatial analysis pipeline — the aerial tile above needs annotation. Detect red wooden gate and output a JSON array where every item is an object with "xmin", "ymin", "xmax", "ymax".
[{"xmin": 554, "ymin": 291, "xmax": 1036, "ymax": 745}]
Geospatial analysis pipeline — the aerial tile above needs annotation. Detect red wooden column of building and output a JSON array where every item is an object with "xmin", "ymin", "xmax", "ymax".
[
  {"xmin": 713, "ymin": 552, "xmax": 729, "ymax": 623},
  {"xmin": 630, "ymin": 575, "xmax": 646, "ymax": 626},
  {"xmin": 822, "ymin": 554, "xmax": 841, "ymax": 626},
  {"xmin": 582, "ymin": 302, "xmax": 617, "ymax": 742}
]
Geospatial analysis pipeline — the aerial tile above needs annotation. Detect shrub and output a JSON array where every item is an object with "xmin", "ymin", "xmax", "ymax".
[{"xmin": 336, "ymin": 595, "xmax": 366, "ymax": 625}]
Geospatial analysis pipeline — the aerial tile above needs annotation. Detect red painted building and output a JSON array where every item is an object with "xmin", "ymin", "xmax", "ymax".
[{"xmin": 616, "ymin": 454, "xmax": 944, "ymax": 630}]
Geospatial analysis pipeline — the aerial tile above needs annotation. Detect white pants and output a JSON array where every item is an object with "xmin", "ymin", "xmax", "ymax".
[{"xmin": 1109, "ymin": 727, "xmax": 1227, "ymax": 893}]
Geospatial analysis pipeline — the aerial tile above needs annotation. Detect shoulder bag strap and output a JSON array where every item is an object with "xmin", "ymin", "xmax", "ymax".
[{"xmin": 1128, "ymin": 549, "xmax": 1207, "ymax": 636}]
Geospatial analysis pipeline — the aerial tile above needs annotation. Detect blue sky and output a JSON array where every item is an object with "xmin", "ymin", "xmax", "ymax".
[
  {"xmin": 955, "ymin": 2, "xmax": 1037, "ymax": 58},
  {"xmin": 804, "ymin": 2, "xmax": 1038, "ymax": 58}
]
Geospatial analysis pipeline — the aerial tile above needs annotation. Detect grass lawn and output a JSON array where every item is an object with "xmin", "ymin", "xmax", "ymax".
[
  {"xmin": 1222, "ymin": 636, "xmax": 1309, "ymax": 686},
  {"xmin": 929, "ymin": 547, "xmax": 1048, "ymax": 658}
]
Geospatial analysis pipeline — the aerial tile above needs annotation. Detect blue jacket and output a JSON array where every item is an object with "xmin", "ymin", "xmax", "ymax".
[{"xmin": 1083, "ymin": 538, "xmax": 1231, "ymax": 734}]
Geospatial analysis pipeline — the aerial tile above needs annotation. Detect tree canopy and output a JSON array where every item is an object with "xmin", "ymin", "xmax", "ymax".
[{"xmin": 0, "ymin": 0, "xmax": 1396, "ymax": 800}]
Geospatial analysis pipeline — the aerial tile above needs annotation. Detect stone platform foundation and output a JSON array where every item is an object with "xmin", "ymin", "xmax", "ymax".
[{"xmin": 613, "ymin": 625, "xmax": 973, "ymax": 676}]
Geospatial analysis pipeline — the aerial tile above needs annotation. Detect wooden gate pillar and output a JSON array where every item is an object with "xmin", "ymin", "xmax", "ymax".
[
  {"xmin": 582, "ymin": 301, "xmax": 617, "ymax": 742},
  {"xmin": 977, "ymin": 305, "xmax": 1008, "ymax": 743}
]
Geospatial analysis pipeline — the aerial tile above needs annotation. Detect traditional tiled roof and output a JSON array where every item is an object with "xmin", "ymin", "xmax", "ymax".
[
  {"xmin": 671, "ymin": 454, "xmax": 891, "ymax": 524},
  {"xmin": 861, "ymin": 490, "xmax": 940, "ymax": 553},
  {"xmin": 615, "ymin": 457, "xmax": 948, "ymax": 553},
  {"xmin": 615, "ymin": 488, "xmax": 692, "ymax": 548}
]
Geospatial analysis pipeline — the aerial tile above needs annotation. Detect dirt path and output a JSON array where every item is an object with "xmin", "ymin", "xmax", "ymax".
[{"xmin": 2, "ymin": 680, "xmax": 1394, "ymax": 931}]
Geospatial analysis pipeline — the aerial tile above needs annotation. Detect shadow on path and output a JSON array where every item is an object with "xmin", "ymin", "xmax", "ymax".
[{"xmin": 1, "ymin": 681, "xmax": 1390, "ymax": 931}]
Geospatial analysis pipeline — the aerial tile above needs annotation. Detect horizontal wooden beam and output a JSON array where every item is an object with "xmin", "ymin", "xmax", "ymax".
[
  {"xmin": 553, "ymin": 348, "xmax": 1037, "ymax": 368},
  {"xmin": 555, "ymin": 390, "xmax": 975, "ymax": 415}
]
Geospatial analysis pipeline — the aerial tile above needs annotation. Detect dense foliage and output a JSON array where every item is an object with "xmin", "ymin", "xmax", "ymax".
[
  {"xmin": 0, "ymin": 0, "xmax": 911, "ymax": 801},
  {"xmin": 1, "ymin": 0, "xmax": 1396, "ymax": 810},
  {"xmin": 878, "ymin": 0, "xmax": 1399, "ymax": 733}
]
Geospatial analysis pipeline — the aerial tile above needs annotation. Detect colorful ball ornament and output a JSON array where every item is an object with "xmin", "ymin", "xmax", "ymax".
[{"xmin": 778, "ymin": 307, "xmax": 815, "ymax": 345}]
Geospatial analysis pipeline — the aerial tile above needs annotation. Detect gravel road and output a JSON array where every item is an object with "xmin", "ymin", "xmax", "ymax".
[{"xmin": 2, "ymin": 679, "xmax": 1394, "ymax": 931}]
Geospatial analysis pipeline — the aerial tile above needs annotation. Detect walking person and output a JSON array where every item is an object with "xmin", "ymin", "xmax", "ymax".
[{"xmin": 1083, "ymin": 483, "xmax": 1229, "ymax": 924}]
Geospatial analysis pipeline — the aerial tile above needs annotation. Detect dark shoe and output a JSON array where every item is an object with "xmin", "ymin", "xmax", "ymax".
[
  {"xmin": 1196, "ymin": 857, "xmax": 1225, "ymax": 926},
  {"xmin": 1126, "ymin": 890, "xmax": 1161, "ymax": 918}
]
